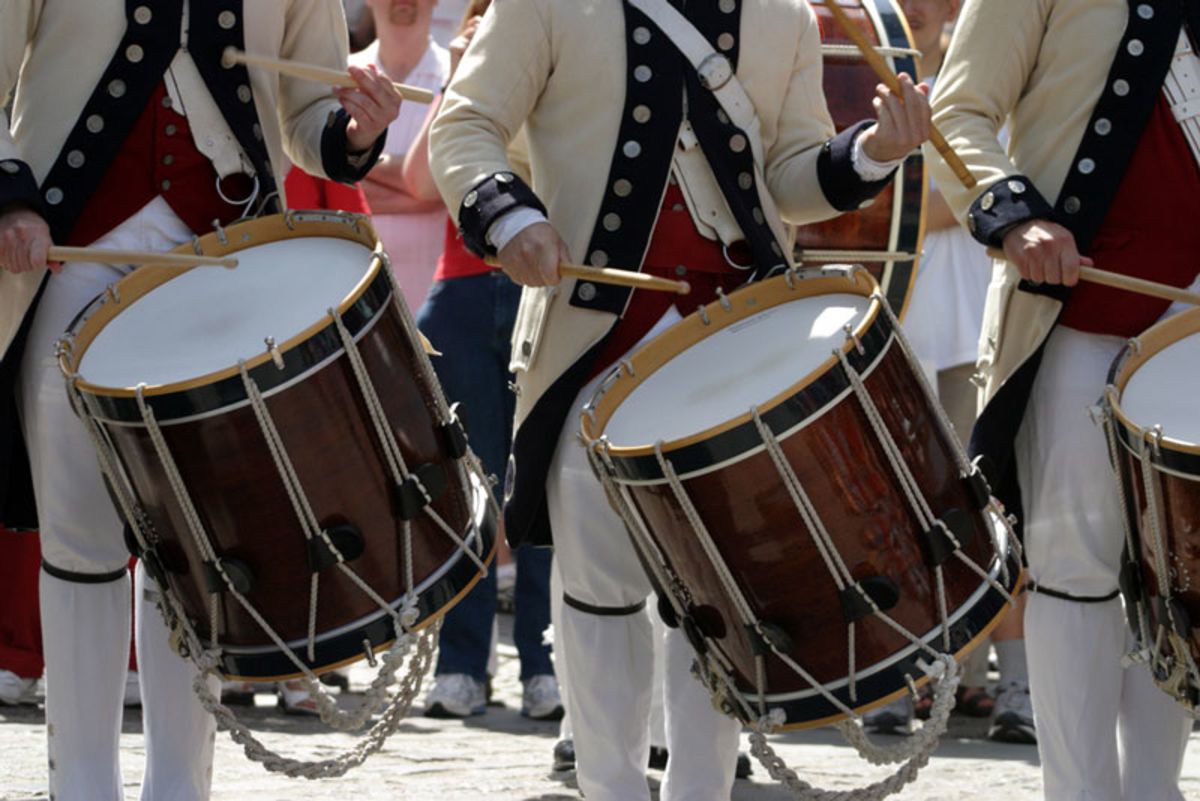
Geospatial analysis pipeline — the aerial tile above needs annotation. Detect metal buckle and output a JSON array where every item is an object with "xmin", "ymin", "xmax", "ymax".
[{"xmin": 697, "ymin": 53, "xmax": 733, "ymax": 92}]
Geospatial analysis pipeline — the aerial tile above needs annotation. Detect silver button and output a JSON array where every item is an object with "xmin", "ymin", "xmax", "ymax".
[
  {"xmin": 752, "ymin": 207, "xmax": 765, "ymax": 225},
  {"xmin": 729, "ymin": 134, "xmax": 747, "ymax": 153},
  {"xmin": 67, "ymin": 150, "xmax": 85, "ymax": 168},
  {"xmin": 623, "ymin": 141, "xmax": 642, "ymax": 158},
  {"xmin": 1094, "ymin": 118, "xmax": 1112, "ymax": 136},
  {"xmin": 591, "ymin": 250, "xmax": 609, "ymax": 267},
  {"xmin": 717, "ymin": 109, "xmax": 730, "ymax": 126},
  {"xmin": 1127, "ymin": 39, "xmax": 1144, "ymax": 56},
  {"xmin": 719, "ymin": 0, "xmax": 736, "ymax": 12},
  {"xmin": 44, "ymin": 187, "xmax": 63, "ymax": 205},
  {"xmin": 633, "ymin": 105, "xmax": 651, "ymax": 123},
  {"xmin": 165, "ymin": 123, "xmax": 178, "ymax": 136},
  {"xmin": 521, "ymin": 340, "xmax": 532, "ymax": 356},
  {"xmin": 133, "ymin": 6, "xmax": 152, "ymax": 24},
  {"xmin": 674, "ymin": 265, "xmax": 687, "ymax": 276},
  {"xmin": 218, "ymin": 10, "xmax": 237, "ymax": 29},
  {"xmin": 126, "ymin": 44, "xmax": 144, "ymax": 63},
  {"xmin": 1064, "ymin": 196, "xmax": 1081, "ymax": 214},
  {"xmin": 603, "ymin": 213, "xmax": 621, "ymax": 232},
  {"xmin": 980, "ymin": 191, "xmax": 995, "ymax": 211},
  {"xmin": 632, "ymin": 26, "xmax": 651, "ymax": 45},
  {"xmin": 634, "ymin": 65, "xmax": 652, "ymax": 83},
  {"xmin": 108, "ymin": 79, "xmax": 126, "ymax": 98},
  {"xmin": 1078, "ymin": 158, "xmax": 1095, "ymax": 175},
  {"xmin": 463, "ymin": 190, "xmax": 478, "ymax": 208},
  {"xmin": 252, "ymin": 123, "xmax": 263, "ymax": 141},
  {"xmin": 577, "ymin": 282, "xmax": 597, "ymax": 302},
  {"xmin": 717, "ymin": 33, "xmax": 735, "ymax": 51},
  {"xmin": 613, "ymin": 179, "xmax": 633, "ymax": 197},
  {"xmin": 86, "ymin": 114, "xmax": 105, "ymax": 133},
  {"xmin": 1138, "ymin": 4, "xmax": 1153, "ymax": 19},
  {"xmin": 161, "ymin": 95, "xmax": 173, "ymax": 108},
  {"xmin": 496, "ymin": 172, "xmax": 514, "ymax": 183},
  {"xmin": 160, "ymin": 179, "xmax": 171, "ymax": 191},
  {"xmin": 1008, "ymin": 179, "xmax": 1026, "ymax": 194},
  {"xmin": 237, "ymin": 85, "xmax": 252, "ymax": 103},
  {"xmin": 0, "ymin": 161, "xmax": 19, "ymax": 174},
  {"xmin": 162, "ymin": 154, "xmax": 174, "ymax": 166},
  {"xmin": 1113, "ymin": 79, "xmax": 1130, "ymax": 96},
  {"xmin": 671, "ymin": 203, "xmax": 685, "ymax": 212},
  {"xmin": 738, "ymin": 172, "xmax": 753, "ymax": 190}
]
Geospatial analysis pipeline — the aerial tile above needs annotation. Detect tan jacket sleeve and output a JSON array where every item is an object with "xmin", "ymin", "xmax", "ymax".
[
  {"xmin": 761, "ymin": 2, "xmax": 839, "ymax": 225},
  {"xmin": 0, "ymin": 0, "xmax": 43, "ymax": 169},
  {"xmin": 928, "ymin": 0, "xmax": 1052, "ymax": 221},
  {"xmin": 429, "ymin": 0, "xmax": 552, "ymax": 213},
  {"xmin": 275, "ymin": 0, "xmax": 357, "ymax": 181}
]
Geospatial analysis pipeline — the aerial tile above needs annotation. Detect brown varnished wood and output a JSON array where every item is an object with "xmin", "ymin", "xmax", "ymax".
[
  {"xmin": 104, "ymin": 303, "xmax": 473, "ymax": 649},
  {"xmin": 625, "ymin": 341, "xmax": 997, "ymax": 692}
]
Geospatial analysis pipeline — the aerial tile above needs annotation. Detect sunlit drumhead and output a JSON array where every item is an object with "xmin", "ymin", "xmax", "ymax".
[
  {"xmin": 77, "ymin": 237, "xmax": 374, "ymax": 391},
  {"xmin": 1118, "ymin": 316, "xmax": 1200, "ymax": 448}
]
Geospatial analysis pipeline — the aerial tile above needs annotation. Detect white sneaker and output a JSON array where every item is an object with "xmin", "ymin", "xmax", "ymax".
[
  {"xmin": 521, "ymin": 674, "xmax": 564, "ymax": 721},
  {"xmin": 124, "ymin": 671, "xmax": 141, "ymax": 707},
  {"xmin": 862, "ymin": 695, "xmax": 914, "ymax": 735},
  {"xmin": 424, "ymin": 673, "xmax": 486, "ymax": 718},
  {"xmin": 0, "ymin": 670, "xmax": 39, "ymax": 706},
  {"xmin": 989, "ymin": 680, "xmax": 1036, "ymax": 744}
]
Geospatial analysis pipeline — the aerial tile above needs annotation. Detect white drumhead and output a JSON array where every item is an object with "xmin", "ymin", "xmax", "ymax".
[
  {"xmin": 1121, "ymin": 330, "xmax": 1200, "ymax": 445},
  {"xmin": 603, "ymin": 293, "xmax": 872, "ymax": 447},
  {"xmin": 77, "ymin": 237, "xmax": 375, "ymax": 389}
]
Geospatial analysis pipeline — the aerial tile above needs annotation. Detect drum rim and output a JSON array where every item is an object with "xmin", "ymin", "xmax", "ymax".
[
  {"xmin": 582, "ymin": 267, "xmax": 883, "ymax": 458},
  {"xmin": 59, "ymin": 212, "xmax": 383, "ymax": 400},
  {"xmin": 1107, "ymin": 306, "xmax": 1200, "ymax": 459}
]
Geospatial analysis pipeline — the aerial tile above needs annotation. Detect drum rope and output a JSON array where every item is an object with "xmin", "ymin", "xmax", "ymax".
[
  {"xmin": 188, "ymin": 622, "xmax": 438, "ymax": 779},
  {"xmin": 1101, "ymin": 399, "xmax": 1154, "ymax": 651},
  {"xmin": 331, "ymin": 309, "xmax": 490, "ymax": 579}
]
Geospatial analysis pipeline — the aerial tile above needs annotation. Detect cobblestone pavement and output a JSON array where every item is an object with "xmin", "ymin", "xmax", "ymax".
[{"xmin": 3, "ymin": 620, "xmax": 1200, "ymax": 801}]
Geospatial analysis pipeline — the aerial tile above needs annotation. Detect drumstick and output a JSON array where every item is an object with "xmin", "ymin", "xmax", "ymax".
[
  {"xmin": 48, "ymin": 246, "xmax": 238, "ymax": 269},
  {"xmin": 485, "ymin": 257, "xmax": 691, "ymax": 295},
  {"xmin": 985, "ymin": 247, "xmax": 1200, "ymax": 306},
  {"xmin": 823, "ymin": 0, "xmax": 977, "ymax": 190},
  {"xmin": 224, "ymin": 49, "xmax": 436, "ymax": 104}
]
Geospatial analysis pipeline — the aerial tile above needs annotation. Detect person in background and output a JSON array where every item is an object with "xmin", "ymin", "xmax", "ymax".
[
  {"xmin": 932, "ymin": 0, "xmax": 1199, "ymax": 796},
  {"xmin": 354, "ymin": 0, "xmax": 450, "ymax": 312},
  {"xmin": 401, "ymin": 0, "xmax": 561, "ymax": 722},
  {"xmin": 0, "ymin": 525, "xmax": 42, "ymax": 706}
]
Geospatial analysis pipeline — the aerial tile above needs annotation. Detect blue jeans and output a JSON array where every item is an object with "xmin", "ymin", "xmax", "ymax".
[{"xmin": 416, "ymin": 272, "xmax": 554, "ymax": 682}]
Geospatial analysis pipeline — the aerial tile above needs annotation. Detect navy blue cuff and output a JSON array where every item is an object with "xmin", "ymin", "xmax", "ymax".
[
  {"xmin": 965, "ymin": 175, "xmax": 1055, "ymax": 249},
  {"xmin": 457, "ymin": 172, "xmax": 547, "ymax": 258},
  {"xmin": 816, "ymin": 120, "xmax": 895, "ymax": 212},
  {"xmin": 320, "ymin": 108, "xmax": 387, "ymax": 184},
  {"xmin": 0, "ymin": 159, "xmax": 44, "ymax": 216}
]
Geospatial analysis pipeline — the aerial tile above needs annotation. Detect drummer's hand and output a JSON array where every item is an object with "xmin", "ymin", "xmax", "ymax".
[
  {"xmin": 0, "ymin": 206, "xmax": 57, "ymax": 274},
  {"xmin": 860, "ymin": 73, "xmax": 931, "ymax": 163},
  {"xmin": 497, "ymin": 222, "xmax": 569, "ymax": 287},
  {"xmin": 338, "ymin": 64, "xmax": 403, "ymax": 152},
  {"xmin": 1002, "ymin": 219, "xmax": 1092, "ymax": 286}
]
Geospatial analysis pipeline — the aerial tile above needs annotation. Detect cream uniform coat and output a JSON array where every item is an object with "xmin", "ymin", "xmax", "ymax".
[
  {"xmin": 0, "ymin": 0, "xmax": 360, "ymax": 363},
  {"xmin": 431, "ymin": 0, "xmax": 888, "ymax": 544}
]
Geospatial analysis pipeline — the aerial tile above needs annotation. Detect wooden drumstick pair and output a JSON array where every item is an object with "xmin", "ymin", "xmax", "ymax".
[{"xmin": 823, "ymin": 1, "xmax": 1200, "ymax": 308}]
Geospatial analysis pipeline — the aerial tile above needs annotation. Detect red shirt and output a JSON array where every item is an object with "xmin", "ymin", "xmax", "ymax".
[
  {"xmin": 434, "ymin": 216, "xmax": 491, "ymax": 281},
  {"xmin": 69, "ymin": 83, "xmax": 255, "ymax": 246},
  {"xmin": 1060, "ymin": 95, "xmax": 1200, "ymax": 336},
  {"xmin": 284, "ymin": 168, "xmax": 371, "ymax": 215}
]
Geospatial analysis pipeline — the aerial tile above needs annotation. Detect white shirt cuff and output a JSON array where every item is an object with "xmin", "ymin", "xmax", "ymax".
[
  {"xmin": 486, "ymin": 208, "xmax": 549, "ymax": 253},
  {"xmin": 851, "ymin": 132, "xmax": 906, "ymax": 182}
]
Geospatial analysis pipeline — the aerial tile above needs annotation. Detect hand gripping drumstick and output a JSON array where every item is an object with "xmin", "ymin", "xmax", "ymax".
[
  {"xmin": 983, "ymin": 248, "xmax": 1200, "ymax": 306},
  {"xmin": 485, "ymin": 257, "xmax": 691, "ymax": 295},
  {"xmin": 48, "ymin": 246, "xmax": 238, "ymax": 269},
  {"xmin": 823, "ymin": 0, "xmax": 976, "ymax": 189},
  {"xmin": 224, "ymin": 49, "xmax": 436, "ymax": 104}
]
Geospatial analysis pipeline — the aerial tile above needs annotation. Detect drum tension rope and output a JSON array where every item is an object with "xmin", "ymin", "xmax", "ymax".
[
  {"xmin": 394, "ymin": 462, "xmax": 449, "ymax": 521},
  {"xmin": 838, "ymin": 576, "xmax": 901, "ymax": 624},
  {"xmin": 307, "ymin": 524, "xmax": 366, "ymax": 573}
]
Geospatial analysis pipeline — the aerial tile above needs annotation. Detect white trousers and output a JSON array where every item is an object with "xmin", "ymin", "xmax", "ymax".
[
  {"xmin": 1015, "ymin": 326, "xmax": 1190, "ymax": 801},
  {"xmin": 547, "ymin": 364, "xmax": 741, "ymax": 801},
  {"xmin": 15, "ymin": 197, "xmax": 218, "ymax": 801}
]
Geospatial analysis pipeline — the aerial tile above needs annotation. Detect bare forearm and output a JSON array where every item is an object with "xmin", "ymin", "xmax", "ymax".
[
  {"xmin": 925, "ymin": 187, "xmax": 958, "ymax": 232},
  {"xmin": 401, "ymin": 102, "xmax": 443, "ymax": 202},
  {"xmin": 362, "ymin": 177, "xmax": 444, "ymax": 214}
]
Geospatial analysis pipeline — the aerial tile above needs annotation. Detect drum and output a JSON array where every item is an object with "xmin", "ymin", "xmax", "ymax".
[
  {"xmin": 581, "ymin": 267, "xmax": 1020, "ymax": 729},
  {"xmin": 1104, "ymin": 307, "xmax": 1200, "ymax": 710},
  {"xmin": 799, "ymin": 0, "xmax": 924, "ymax": 317},
  {"xmin": 58, "ymin": 212, "xmax": 495, "ymax": 682}
]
